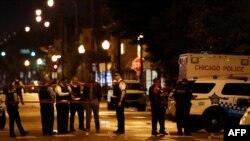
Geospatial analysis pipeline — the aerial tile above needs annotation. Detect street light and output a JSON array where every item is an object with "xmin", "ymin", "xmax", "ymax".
[
  {"xmin": 102, "ymin": 40, "xmax": 110, "ymax": 93},
  {"xmin": 47, "ymin": 0, "xmax": 54, "ymax": 7},
  {"xmin": 78, "ymin": 44, "xmax": 85, "ymax": 81},
  {"xmin": 138, "ymin": 34, "xmax": 144, "ymax": 83},
  {"xmin": 24, "ymin": 60, "xmax": 30, "ymax": 84}
]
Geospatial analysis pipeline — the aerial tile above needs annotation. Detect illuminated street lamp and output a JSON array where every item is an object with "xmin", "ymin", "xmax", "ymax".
[
  {"xmin": 44, "ymin": 21, "xmax": 50, "ymax": 28},
  {"xmin": 35, "ymin": 9, "xmax": 42, "ymax": 16},
  {"xmin": 24, "ymin": 60, "xmax": 30, "ymax": 84},
  {"xmin": 36, "ymin": 58, "xmax": 43, "ymax": 65},
  {"xmin": 24, "ymin": 60, "xmax": 30, "ymax": 67},
  {"xmin": 78, "ymin": 44, "xmax": 85, "ymax": 81},
  {"xmin": 102, "ymin": 40, "xmax": 110, "ymax": 93},
  {"xmin": 36, "ymin": 15, "xmax": 42, "ymax": 23},
  {"xmin": 138, "ymin": 34, "xmax": 144, "ymax": 83},
  {"xmin": 25, "ymin": 26, "xmax": 30, "ymax": 32},
  {"xmin": 78, "ymin": 44, "xmax": 85, "ymax": 54},
  {"xmin": 47, "ymin": 0, "xmax": 54, "ymax": 7}
]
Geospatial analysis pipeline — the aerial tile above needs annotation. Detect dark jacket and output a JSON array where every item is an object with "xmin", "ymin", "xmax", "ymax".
[{"xmin": 83, "ymin": 82, "xmax": 102, "ymax": 101}]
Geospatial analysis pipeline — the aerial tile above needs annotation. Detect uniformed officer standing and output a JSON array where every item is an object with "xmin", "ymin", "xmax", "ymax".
[
  {"xmin": 112, "ymin": 73, "xmax": 126, "ymax": 134},
  {"xmin": 69, "ymin": 76, "xmax": 85, "ymax": 132},
  {"xmin": 12, "ymin": 77, "xmax": 24, "ymax": 105},
  {"xmin": 54, "ymin": 77, "xmax": 72, "ymax": 134},
  {"xmin": 149, "ymin": 78, "xmax": 168, "ymax": 136},
  {"xmin": 38, "ymin": 76, "xmax": 56, "ymax": 135},
  {"xmin": 172, "ymin": 78, "xmax": 193, "ymax": 136},
  {"xmin": 5, "ymin": 84, "xmax": 29, "ymax": 137}
]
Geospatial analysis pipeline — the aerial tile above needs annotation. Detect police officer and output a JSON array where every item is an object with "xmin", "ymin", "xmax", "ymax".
[
  {"xmin": 5, "ymin": 84, "xmax": 29, "ymax": 137},
  {"xmin": 149, "ymin": 78, "xmax": 168, "ymax": 136},
  {"xmin": 112, "ymin": 73, "xmax": 126, "ymax": 134},
  {"xmin": 12, "ymin": 77, "xmax": 24, "ymax": 105},
  {"xmin": 83, "ymin": 74, "xmax": 102, "ymax": 135},
  {"xmin": 38, "ymin": 76, "xmax": 56, "ymax": 135},
  {"xmin": 172, "ymin": 78, "xmax": 193, "ymax": 136},
  {"xmin": 69, "ymin": 76, "xmax": 85, "ymax": 132},
  {"xmin": 54, "ymin": 77, "xmax": 72, "ymax": 134}
]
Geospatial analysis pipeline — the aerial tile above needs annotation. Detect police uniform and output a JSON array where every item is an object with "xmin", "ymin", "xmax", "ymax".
[
  {"xmin": 54, "ymin": 82, "xmax": 71, "ymax": 134},
  {"xmin": 113, "ymin": 75, "xmax": 126, "ymax": 134},
  {"xmin": 173, "ymin": 79, "xmax": 192, "ymax": 136},
  {"xmin": 12, "ymin": 79, "xmax": 24, "ymax": 104},
  {"xmin": 5, "ymin": 85, "xmax": 28, "ymax": 137},
  {"xmin": 38, "ymin": 84, "xmax": 55, "ymax": 135},
  {"xmin": 69, "ymin": 83, "xmax": 84, "ymax": 131}
]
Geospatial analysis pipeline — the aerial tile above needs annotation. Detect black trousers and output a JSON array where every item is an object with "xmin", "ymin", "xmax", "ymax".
[
  {"xmin": 56, "ymin": 102, "xmax": 69, "ymax": 133},
  {"xmin": 151, "ymin": 103, "xmax": 166, "ymax": 133},
  {"xmin": 40, "ymin": 103, "xmax": 54, "ymax": 134},
  {"xmin": 70, "ymin": 102, "xmax": 84, "ymax": 130},
  {"xmin": 175, "ymin": 105, "xmax": 191, "ymax": 134},
  {"xmin": 6, "ymin": 105, "xmax": 26, "ymax": 136},
  {"xmin": 115, "ymin": 102, "xmax": 125, "ymax": 132}
]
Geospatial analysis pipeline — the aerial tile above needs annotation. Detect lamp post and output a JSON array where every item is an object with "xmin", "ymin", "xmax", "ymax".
[
  {"xmin": 24, "ymin": 60, "xmax": 30, "ymax": 84},
  {"xmin": 51, "ymin": 55, "xmax": 60, "ymax": 79},
  {"xmin": 138, "ymin": 34, "xmax": 144, "ymax": 83},
  {"xmin": 102, "ymin": 40, "xmax": 110, "ymax": 93},
  {"xmin": 78, "ymin": 44, "xmax": 85, "ymax": 81}
]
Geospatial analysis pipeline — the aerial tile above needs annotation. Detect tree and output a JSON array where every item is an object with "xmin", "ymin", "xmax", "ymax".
[{"xmin": 105, "ymin": 0, "xmax": 250, "ymax": 78}]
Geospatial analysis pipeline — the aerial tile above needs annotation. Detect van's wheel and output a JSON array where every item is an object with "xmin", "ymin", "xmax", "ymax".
[
  {"xmin": 203, "ymin": 109, "xmax": 226, "ymax": 133},
  {"xmin": 0, "ymin": 109, "xmax": 6, "ymax": 129}
]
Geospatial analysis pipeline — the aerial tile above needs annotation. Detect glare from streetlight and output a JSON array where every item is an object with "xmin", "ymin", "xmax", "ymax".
[
  {"xmin": 51, "ymin": 55, "xmax": 58, "ymax": 62},
  {"xmin": 102, "ymin": 40, "xmax": 110, "ymax": 50},
  {"xmin": 1, "ymin": 51, "xmax": 6, "ymax": 56},
  {"xmin": 137, "ymin": 34, "xmax": 144, "ymax": 41},
  {"xmin": 47, "ymin": 0, "xmax": 54, "ymax": 7},
  {"xmin": 78, "ymin": 44, "xmax": 85, "ymax": 54},
  {"xmin": 24, "ymin": 60, "xmax": 30, "ymax": 67},
  {"xmin": 25, "ymin": 26, "xmax": 30, "ymax": 32},
  {"xmin": 37, "ymin": 58, "xmax": 43, "ymax": 65},
  {"xmin": 35, "ymin": 9, "xmax": 42, "ymax": 16},
  {"xmin": 36, "ymin": 15, "xmax": 42, "ymax": 23},
  {"xmin": 44, "ymin": 21, "xmax": 50, "ymax": 28}
]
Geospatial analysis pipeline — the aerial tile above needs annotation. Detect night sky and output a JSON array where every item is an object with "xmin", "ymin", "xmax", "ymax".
[
  {"xmin": 0, "ymin": 0, "xmax": 38, "ymax": 36},
  {"xmin": 0, "ymin": 0, "xmax": 84, "ymax": 39}
]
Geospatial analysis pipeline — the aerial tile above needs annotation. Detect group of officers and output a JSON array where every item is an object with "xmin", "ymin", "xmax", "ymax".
[
  {"xmin": 38, "ymin": 74, "xmax": 102, "ymax": 136},
  {"xmin": 4, "ymin": 73, "xmax": 193, "ymax": 137}
]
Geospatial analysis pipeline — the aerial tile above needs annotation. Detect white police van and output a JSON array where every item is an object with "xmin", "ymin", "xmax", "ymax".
[{"xmin": 168, "ymin": 76, "xmax": 250, "ymax": 133}]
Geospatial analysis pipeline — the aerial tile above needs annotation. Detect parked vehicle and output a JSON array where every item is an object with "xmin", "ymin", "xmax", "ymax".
[
  {"xmin": 239, "ymin": 107, "xmax": 250, "ymax": 125},
  {"xmin": 167, "ymin": 77, "xmax": 250, "ymax": 133},
  {"xmin": 179, "ymin": 53, "xmax": 250, "ymax": 80},
  {"xmin": 0, "ymin": 95, "xmax": 6, "ymax": 129},
  {"xmin": 24, "ymin": 80, "xmax": 42, "ymax": 93},
  {"xmin": 107, "ymin": 80, "xmax": 147, "ymax": 111}
]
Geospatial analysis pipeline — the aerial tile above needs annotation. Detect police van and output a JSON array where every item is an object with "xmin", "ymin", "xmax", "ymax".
[
  {"xmin": 167, "ymin": 53, "xmax": 250, "ymax": 133},
  {"xmin": 168, "ymin": 76, "xmax": 250, "ymax": 133}
]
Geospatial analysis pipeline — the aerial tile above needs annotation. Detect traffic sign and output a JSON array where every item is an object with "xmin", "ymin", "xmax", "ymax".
[{"xmin": 131, "ymin": 57, "xmax": 144, "ymax": 75}]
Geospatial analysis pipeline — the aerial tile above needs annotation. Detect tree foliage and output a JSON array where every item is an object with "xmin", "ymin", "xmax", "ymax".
[{"xmin": 105, "ymin": 0, "xmax": 250, "ymax": 77}]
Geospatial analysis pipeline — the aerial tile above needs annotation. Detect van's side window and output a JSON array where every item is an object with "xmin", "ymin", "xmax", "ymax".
[
  {"xmin": 222, "ymin": 83, "xmax": 250, "ymax": 96},
  {"xmin": 191, "ymin": 83, "xmax": 215, "ymax": 94}
]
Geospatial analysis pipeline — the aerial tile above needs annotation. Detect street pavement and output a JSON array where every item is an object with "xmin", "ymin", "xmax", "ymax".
[{"xmin": 0, "ymin": 93, "xmax": 224, "ymax": 141}]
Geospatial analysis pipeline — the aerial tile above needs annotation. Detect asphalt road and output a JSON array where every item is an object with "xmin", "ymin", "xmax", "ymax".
[{"xmin": 0, "ymin": 93, "xmax": 223, "ymax": 141}]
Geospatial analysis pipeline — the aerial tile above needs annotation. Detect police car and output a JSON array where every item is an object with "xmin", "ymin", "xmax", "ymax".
[
  {"xmin": 239, "ymin": 107, "xmax": 250, "ymax": 125},
  {"xmin": 167, "ymin": 76, "xmax": 250, "ymax": 133}
]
